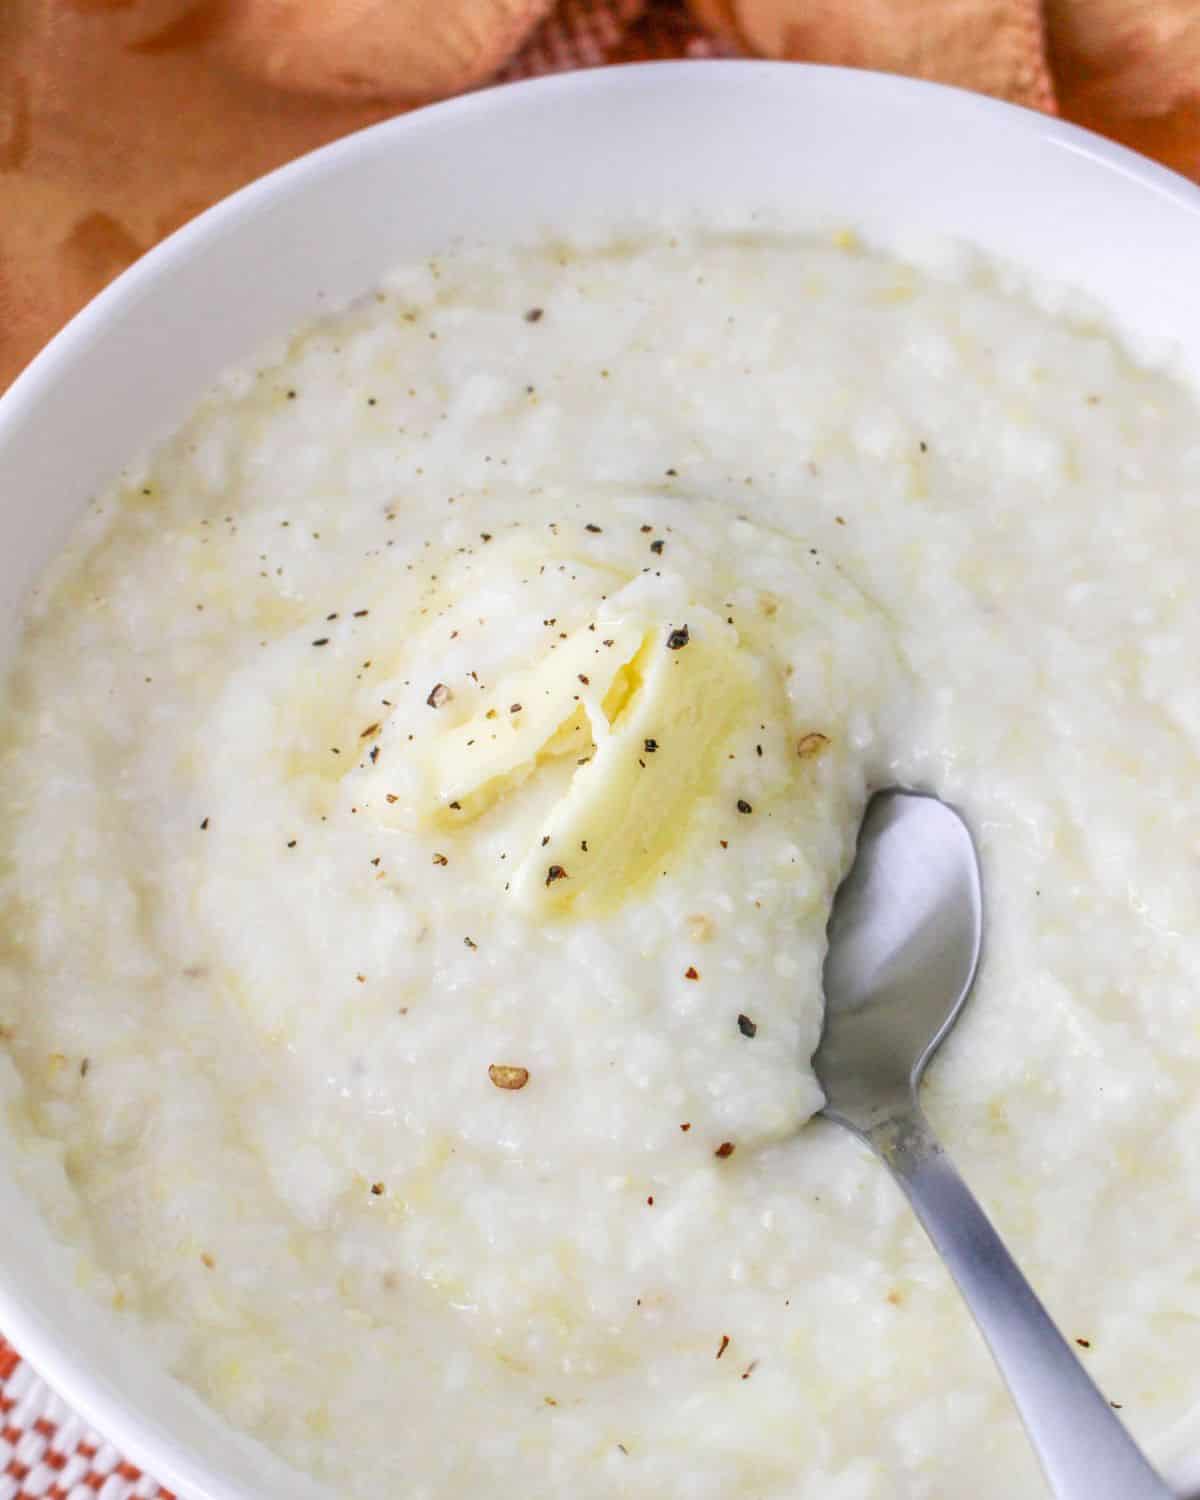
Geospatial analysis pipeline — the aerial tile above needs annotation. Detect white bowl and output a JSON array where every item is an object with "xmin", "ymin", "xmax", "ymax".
[{"xmin": 3, "ymin": 61, "xmax": 1200, "ymax": 1500}]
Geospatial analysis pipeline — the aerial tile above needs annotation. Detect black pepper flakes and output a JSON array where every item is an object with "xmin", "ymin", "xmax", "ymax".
[
  {"xmin": 650, "ymin": 539, "xmax": 665, "ymax": 555},
  {"xmin": 545, "ymin": 864, "xmax": 568, "ymax": 887},
  {"xmin": 426, "ymin": 682, "xmax": 452, "ymax": 708},
  {"xmin": 312, "ymin": 637, "xmax": 330, "ymax": 647},
  {"xmin": 644, "ymin": 738, "xmax": 658, "ymax": 753},
  {"xmin": 200, "ymin": 817, "xmax": 209, "ymax": 831},
  {"xmin": 585, "ymin": 523, "xmax": 603, "ymax": 534},
  {"xmin": 714, "ymin": 1142, "xmax": 736, "ymax": 1159},
  {"xmin": 666, "ymin": 624, "xmax": 690, "ymax": 650},
  {"xmin": 524, "ymin": 307, "xmax": 544, "ymax": 323},
  {"xmin": 716, "ymin": 1335, "xmax": 730, "ymax": 1360},
  {"xmin": 737, "ymin": 1013, "xmax": 758, "ymax": 1038},
  {"xmin": 737, "ymin": 799, "xmax": 753, "ymax": 815}
]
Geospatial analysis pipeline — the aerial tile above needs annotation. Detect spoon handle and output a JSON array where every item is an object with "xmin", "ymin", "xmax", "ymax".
[{"xmin": 872, "ymin": 1104, "xmax": 1176, "ymax": 1500}]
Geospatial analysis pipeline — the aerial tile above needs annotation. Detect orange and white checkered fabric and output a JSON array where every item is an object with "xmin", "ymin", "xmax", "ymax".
[{"xmin": 0, "ymin": 1341, "xmax": 172, "ymax": 1500}]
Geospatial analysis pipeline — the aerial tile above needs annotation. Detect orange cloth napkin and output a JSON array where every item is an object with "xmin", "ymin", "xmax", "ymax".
[{"xmin": 1, "ymin": 0, "xmax": 1199, "ymax": 394}]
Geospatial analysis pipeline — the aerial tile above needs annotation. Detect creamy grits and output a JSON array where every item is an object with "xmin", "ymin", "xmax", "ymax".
[{"xmin": 3, "ymin": 233, "xmax": 1200, "ymax": 1500}]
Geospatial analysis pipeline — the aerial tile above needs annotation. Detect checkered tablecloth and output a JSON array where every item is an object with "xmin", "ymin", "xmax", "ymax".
[{"xmin": 0, "ymin": 1342, "xmax": 171, "ymax": 1500}]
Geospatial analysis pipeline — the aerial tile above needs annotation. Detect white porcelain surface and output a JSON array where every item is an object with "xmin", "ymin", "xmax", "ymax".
[{"xmin": 2, "ymin": 61, "xmax": 1199, "ymax": 1500}]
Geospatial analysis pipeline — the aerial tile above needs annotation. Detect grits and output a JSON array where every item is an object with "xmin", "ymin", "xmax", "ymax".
[{"xmin": 3, "ymin": 233, "xmax": 1200, "ymax": 1499}]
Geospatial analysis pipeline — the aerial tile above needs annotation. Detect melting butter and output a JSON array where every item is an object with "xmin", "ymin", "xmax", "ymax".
[
  {"xmin": 349, "ymin": 568, "xmax": 749, "ymax": 916},
  {"xmin": 510, "ymin": 605, "xmax": 745, "ymax": 915},
  {"xmin": 423, "ymin": 616, "xmax": 645, "ymax": 826}
]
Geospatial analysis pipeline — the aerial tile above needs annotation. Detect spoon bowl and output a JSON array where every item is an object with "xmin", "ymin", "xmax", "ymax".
[{"xmin": 816, "ymin": 789, "xmax": 982, "ymax": 1133}]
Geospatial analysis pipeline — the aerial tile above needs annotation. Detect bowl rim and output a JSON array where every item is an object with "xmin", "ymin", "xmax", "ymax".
[
  {"xmin": 4, "ymin": 58, "xmax": 1200, "ymax": 445},
  {"xmin": 3, "ymin": 56, "xmax": 1200, "ymax": 1500}
]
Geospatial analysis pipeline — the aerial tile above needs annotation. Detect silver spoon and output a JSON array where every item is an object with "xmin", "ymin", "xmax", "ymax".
[{"xmin": 815, "ymin": 788, "xmax": 1175, "ymax": 1500}]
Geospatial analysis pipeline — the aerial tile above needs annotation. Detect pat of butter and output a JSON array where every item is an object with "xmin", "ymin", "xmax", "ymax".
[
  {"xmin": 352, "ymin": 570, "xmax": 747, "ymax": 915},
  {"xmin": 511, "ymin": 604, "xmax": 745, "ymax": 915},
  {"xmin": 423, "ymin": 616, "xmax": 645, "ymax": 825}
]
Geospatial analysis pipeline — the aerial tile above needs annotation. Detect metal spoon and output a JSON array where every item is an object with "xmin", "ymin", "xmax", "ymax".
[{"xmin": 815, "ymin": 788, "xmax": 1174, "ymax": 1500}]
